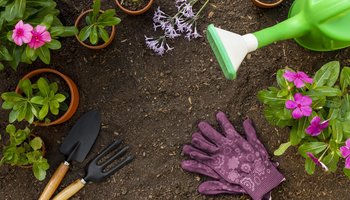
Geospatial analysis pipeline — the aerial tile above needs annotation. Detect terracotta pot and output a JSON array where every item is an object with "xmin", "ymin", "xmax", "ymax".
[
  {"xmin": 115, "ymin": 0, "xmax": 154, "ymax": 15},
  {"xmin": 15, "ymin": 68, "xmax": 79, "ymax": 126},
  {"xmin": 251, "ymin": 0, "xmax": 283, "ymax": 8},
  {"xmin": 19, "ymin": 134, "xmax": 46, "ymax": 169},
  {"xmin": 75, "ymin": 9, "xmax": 116, "ymax": 50}
]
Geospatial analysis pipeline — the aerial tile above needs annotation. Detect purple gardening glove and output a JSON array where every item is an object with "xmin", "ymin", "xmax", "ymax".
[
  {"xmin": 183, "ymin": 112, "xmax": 285, "ymax": 200},
  {"xmin": 182, "ymin": 130, "xmax": 277, "ymax": 199}
]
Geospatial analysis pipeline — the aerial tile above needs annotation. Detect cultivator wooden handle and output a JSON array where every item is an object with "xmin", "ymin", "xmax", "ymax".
[
  {"xmin": 38, "ymin": 162, "xmax": 70, "ymax": 200},
  {"xmin": 52, "ymin": 179, "xmax": 86, "ymax": 200}
]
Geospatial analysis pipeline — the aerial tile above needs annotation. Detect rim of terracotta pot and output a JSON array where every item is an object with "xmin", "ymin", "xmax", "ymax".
[
  {"xmin": 251, "ymin": 0, "xmax": 284, "ymax": 8},
  {"xmin": 19, "ymin": 134, "xmax": 46, "ymax": 169},
  {"xmin": 75, "ymin": 9, "xmax": 116, "ymax": 50},
  {"xmin": 115, "ymin": 0, "xmax": 154, "ymax": 15},
  {"xmin": 15, "ymin": 68, "xmax": 79, "ymax": 126}
]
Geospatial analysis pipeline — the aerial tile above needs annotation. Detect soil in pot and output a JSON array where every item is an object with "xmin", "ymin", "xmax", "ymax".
[{"xmin": 119, "ymin": 0, "xmax": 150, "ymax": 11}]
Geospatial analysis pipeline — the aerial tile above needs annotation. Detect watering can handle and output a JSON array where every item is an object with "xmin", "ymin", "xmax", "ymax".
[{"xmin": 310, "ymin": 0, "xmax": 350, "ymax": 22}]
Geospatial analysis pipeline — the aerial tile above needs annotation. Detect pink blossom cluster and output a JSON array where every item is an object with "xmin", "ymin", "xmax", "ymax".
[{"xmin": 12, "ymin": 20, "xmax": 51, "ymax": 49}]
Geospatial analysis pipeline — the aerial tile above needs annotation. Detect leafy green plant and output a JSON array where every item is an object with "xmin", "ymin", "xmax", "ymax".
[
  {"xmin": 0, "ymin": 0, "xmax": 78, "ymax": 70},
  {"xmin": 258, "ymin": 61, "xmax": 350, "ymax": 179},
  {"xmin": 0, "ymin": 124, "xmax": 49, "ymax": 180},
  {"xmin": 78, "ymin": 0, "xmax": 121, "ymax": 45},
  {"xmin": 1, "ymin": 77, "xmax": 67, "ymax": 124}
]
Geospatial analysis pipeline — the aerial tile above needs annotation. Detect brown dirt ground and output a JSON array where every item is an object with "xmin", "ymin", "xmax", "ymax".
[{"xmin": 1, "ymin": 0, "xmax": 350, "ymax": 199}]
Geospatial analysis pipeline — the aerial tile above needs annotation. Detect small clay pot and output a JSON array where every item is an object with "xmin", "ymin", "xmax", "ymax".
[
  {"xmin": 19, "ymin": 134, "xmax": 46, "ymax": 169},
  {"xmin": 115, "ymin": 0, "xmax": 154, "ymax": 15},
  {"xmin": 75, "ymin": 9, "xmax": 116, "ymax": 50},
  {"xmin": 15, "ymin": 68, "xmax": 79, "ymax": 126},
  {"xmin": 251, "ymin": 0, "xmax": 284, "ymax": 8}
]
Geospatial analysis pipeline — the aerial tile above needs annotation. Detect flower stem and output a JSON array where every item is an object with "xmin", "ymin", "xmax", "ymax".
[
  {"xmin": 319, "ymin": 144, "xmax": 330, "ymax": 161},
  {"xmin": 195, "ymin": 0, "xmax": 210, "ymax": 18}
]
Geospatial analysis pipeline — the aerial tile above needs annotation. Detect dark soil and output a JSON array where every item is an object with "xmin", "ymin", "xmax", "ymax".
[
  {"xmin": 1, "ymin": 0, "xmax": 350, "ymax": 200},
  {"xmin": 119, "ymin": 0, "xmax": 149, "ymax": 11}
]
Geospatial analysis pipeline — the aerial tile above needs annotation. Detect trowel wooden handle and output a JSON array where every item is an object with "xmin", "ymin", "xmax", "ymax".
[
  {"xmin": 38, "ymin": 162, "xmax": 70, "ymax": 200},
  {"xmin": 52, "ymin": 179, "xmax": 86, "ymax": 200}
]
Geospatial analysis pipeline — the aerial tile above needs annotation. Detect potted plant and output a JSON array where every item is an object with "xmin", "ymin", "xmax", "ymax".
[
  {"xmin": 75, "ymin": 0, "xmax": 121, "ymax": 49},
  {"xmin": 115, "ymin": 0, "xmax": 154, "ymax": 15},
  {"xmin": 0, "ymin": 0, "xmax": 78, "ymax": 70},
  {"xmin": 258, "ymin": 61, "xmax": 350, "ymax": 179},
  {"xmin": 1, "ymin": 68, "xmax": 79, "ymax": 126},
  {"xmin": 0, "ymin": 124, "xmax": 49, "ymax": 181}
]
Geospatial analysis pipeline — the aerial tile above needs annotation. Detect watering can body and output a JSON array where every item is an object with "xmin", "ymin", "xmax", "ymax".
[{"xmin": 207, "ymin": 0, "xmax": 350, "ymax": 80}]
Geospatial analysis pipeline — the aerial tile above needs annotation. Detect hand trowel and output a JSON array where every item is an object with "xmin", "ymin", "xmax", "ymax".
[{"xmin": 38, "ymin": 110, "xmax": 101, "ymax": 200}]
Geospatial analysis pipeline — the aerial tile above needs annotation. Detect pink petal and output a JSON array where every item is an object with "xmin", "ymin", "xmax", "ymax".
[
  {"xmin": 301, "ymin": 96, "xmax": 312, "ymax": 106},
  {"xmin": 294, "ymin": 93, "xmax": 303, "ymax": 102},
  {"xmin": 340, "ymin": 146, "xmax": 350, "ymax": 158},
  {"xmin": 40, "ymin": 31, "xmax": 51, "ymax": 42},
  {"xmin": 294, "ymin": 78, "xmax": 305, "ymax": 88},
  {"xmin": 15, "ymin": 20, "xmax": 24, "ymax": 29},
  {"xmin": 22, "ymin": 32, "xmax": 32, "ymax": 43},
  {"xmin": 33, "ymin": 40, "xmax": 45, "ymax": 49},
  {"xmin": 283, "ymin": 70, "xmax": 296, "ymax": 82},
  {"xmin": 346, "ymin": 156, "xmax": 350, "ymax": 169},
  {"xmin": 319, "ymin": 120, "xmax": 329, "ymax": 130},
  {"xmin": 310, "ymin": 116, "xmax": 321, "ymax": 126},
  {"xmin": 292, "ymin": 108, "xmax": 303, "ymax": 119},
  {"xmin": 306, "ymin": 125, "xmax": 320, "ymax": 136},
  {"xmin": 35, "ymin": 25, "xmax": 47, "ymax": 33},
  {"xmin": 13, "ymin": 36, "xmax": 23, "ymax": 46},
  {"xmin": 300, "ymin": 106, "xmax": 312, "ymax": 116},
  {"xmin": 297, "ymin": 72, "xmax": 313, "ymax": 84},
  {"xmin": 346, "ymin": 138, "xmax": 350, "ymax": 147},
  {"xmin": 22, "ymin": 23, "xmax": 33, "ymax": 32},
  {"xmin": 285, "ymin": 100, "xmax": 297, "ymax": 109}
]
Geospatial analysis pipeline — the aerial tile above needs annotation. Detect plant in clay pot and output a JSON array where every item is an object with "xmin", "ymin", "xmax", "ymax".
[
  {"xmin": 2, "ymin": 77, "xmax": 67, "ymax": 124},
  {"xmin": 0, "ymin": 124, "xmax": 49, "ymax": 181},
  {"xmin": 115, "ymin": 0, "xmax": 154, "ymax": 15},
  {"xmin": 75, "ymin": 0, "xmax": 121, "ymax": 49},
  {"xmin": 258, "ymin": 61, "xmax": 350, "ymax": 179}
]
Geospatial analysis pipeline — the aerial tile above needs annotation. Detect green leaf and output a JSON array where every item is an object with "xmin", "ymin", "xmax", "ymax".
[
  {"xmin": 311, "ymin": 96, "xmax": 326, "ymax": 109},
  {"xmin": 30, "ymin": 96, "xmax": 44, "ymax": 104},
  {"xmin": 289, "ymin": 124, "xmax": 301, "ymax": 145},
  {"xmin": 33, "ymin": 158, "xmax": 49, "ymax": 181},
  {"xmin": 0, "ymin": 62, "xmax": 4, "ymax": 71},
  {"xmin": 9, "ymin": 110, "xmax": 20, "ymax": 123},
  {"xmin": 90, "ymin": 25, "xmax": 98, "ymax": 45},
  {"xmin": 37, "ymin": 78, "xmax": 50, "ymax": 96},
  {"xmin": 6, "ymin": 124, "xmax": 16, "ymax": 135},
  {"xmin": 46, "ymin": 40, "xmax": 61, "ymax": 50},
  {"xmin": 297, "ymin": 117, "xmax": 308, "ymax": 139},
  {"xmin": 19, "ymin": 79, "xmax": 32, "ymax": 97},
  {"xmin": 274, "ymin": 141, "xmax": 291, "ymax": 156},
  {"xmin": 344, "ymin": 168, "xmax": 350, "ymax": 179},
  {"xmin": 26, "ymin": 45, "xmax": 35, "ymax": 59},
  {"xmin": 298, "ymin": 142, "xmax": 328, "ymax": 157},
  {"xmin": 36, "ymin": 46, "xmax": 50, "ymax": 64},
  {"xmin": 50, "ymin": 26, "xmax": 78, "ymax": 37},
  {"xmin": 305, "ymin": 157, "xmax": 316, "ymax": 175},
  {"xmin": 306, "ymin": 87, "xmax": 342, "ymax": 97},
  {"xmin": 340, "ymin": 67, "xmax": 350, "ymax": 93},
  {"xmin": 322, "ymin": 151, "xmax": 339, "ymax": 172},
  {"xmin": 86, "ymin": 13, "xmax": 92, "ymax": 25},
  {"xmin": 17, "ymin": 103, "xmax": 28, "ymax": 122},
  {"xmin": 4, "ymin": 1, "xmax": 17, "ymax": 21},
  {"xmin": 313, "ymin": 61, "xmax": 340, "ymax": 87},
  {"xmin": 54, "ymin": 94, "xmax": 66, "ymax": 102},
  {"xmin": 1, "ymin": 92, "xmax": 23, "ymax": 102},
  {"xmin": 39, "ymin": 104, "xmax": 49, "ymax": 120},
  {"xmin": 325, "ymin": 97, "xmax": 342, "ymax": 108},
  {"xmin": 8, "ymin": 46, "xmax": 22, "ymax": 70},
  {"xmin": 264, "ymin": 106, "xmax": 293, "ymax": 128},
  {"xmin": 97, "ymin": 9, "xmax": 116, "ymax": 22},
  {"xmin": 92, "ymin": 0, "xmax": 101, "ymax": 21},
  {"xmin": 257, "ymin": 89, "xmax": 287, "ymax": 106},
  {"xmin": 78, "ymin": 25, "xmax": 93, "ymax": 42},
  {"xmin": 29, "ymin": 137, "xmax": 43, "ymax": 151},
  {"xmin": 98, "ymin": 17, "xmax": 121, "ymax": 26},
  {"xmin": 16, "ymin": 0, "xmax": 26, "ymax": 18},
  {"xmin": 0, "ymin": 46, "xmax": 13, "ymax": 61},
  {"xmin": 40, "ymin": 14, "xmax": 53, "ymax": 29},
  {"xmin": 331, "ymin": 120, "xmax": 343, "ymax": 143},
  {"xmin": 98, "ymin": 27, "xmax": 109, "ymax": 43},
  {"xmin": 50, "ymin": 82, "xmax": 58, "ymax": 93}
]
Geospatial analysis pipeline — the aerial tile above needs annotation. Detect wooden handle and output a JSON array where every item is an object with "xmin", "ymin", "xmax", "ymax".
[
  {"xmin": 52, "ymin": 179, "xmax": 85, "ymax": 200},
  {"xmin": 39, "ymin": 162, "xmax": 70, "ymax": 200}
]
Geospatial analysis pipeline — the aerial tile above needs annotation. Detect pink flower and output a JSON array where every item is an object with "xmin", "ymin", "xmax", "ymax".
[
  {"xmin": 340, "ymin": 139, "xmax": 350, "ymax": 169},
  {"xmin": 283, "ymin": 70, "xmax": 313, "ymax": 88},
  {"xmin": 305, "ymin": 116, "xmax": 329, "ymax": 136},
  {"xmin": 306, "ymin": 152, "xmax": 328, "ymax": 171},
  {"xmin": 28, "ymin": 25, "xmax": 51, "ymax": 49},
  {"xmin": 12, "ymin": 20, "xmax": 33, "ymax": 46},
  {"xmin": 285, "ymin": 93, "xmax": 312, "ymax": 119}
]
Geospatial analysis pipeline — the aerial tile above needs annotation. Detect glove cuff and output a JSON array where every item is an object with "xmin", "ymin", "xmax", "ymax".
[{"xmin": 240, "ymin": 164, "xmax": 285, "ymax": 200}]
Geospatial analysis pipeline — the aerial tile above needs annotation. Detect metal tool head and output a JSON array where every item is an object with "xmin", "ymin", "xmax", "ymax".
[
  {"xmin": 59, "ymin": 110, "xmax": 101, "ymax": 162},
  {"xmin": 84, "ymin": 139, "xmax": 134, "ymax": 182}
]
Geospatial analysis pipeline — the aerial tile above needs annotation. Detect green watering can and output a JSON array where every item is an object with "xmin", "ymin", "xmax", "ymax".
[{"xmin": 207, "ymin": 0, "xmax": 350, "ymax": 80}]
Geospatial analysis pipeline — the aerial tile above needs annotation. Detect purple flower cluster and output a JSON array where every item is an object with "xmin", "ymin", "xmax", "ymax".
[
  {"xmin": 283, "ymin": 70, "xmax": 329, "ymax": 136},
  {"xmin": 145, "ymin": 0, "xmax": 206, "ymax": 55}
]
